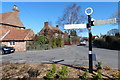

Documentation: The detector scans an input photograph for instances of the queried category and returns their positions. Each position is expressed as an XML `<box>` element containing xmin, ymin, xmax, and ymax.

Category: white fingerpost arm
<box><xmin>64</xmin><ymin>24</ymin><xmax>87</xmax><ymax>30</ymax></box>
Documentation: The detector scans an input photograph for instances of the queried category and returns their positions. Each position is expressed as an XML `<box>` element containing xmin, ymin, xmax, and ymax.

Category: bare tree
<box><xmin>111</xmin><ymin>10</ymin><xmax>120</xmax><ymax>33</ymax></box>
<box><xmin>107</xmin><ymin>29</ymin><xmax>119</xmax><ymax>36</ymax></box>
<box><xmin>111</xmin><ymin>10</ymin><xmax>120</xmax><ymax>24</ymax></box>
<box><xmin>56</xmin><ymin>4</ymin><xmax>87</xmax><ymax>35</ymax></box>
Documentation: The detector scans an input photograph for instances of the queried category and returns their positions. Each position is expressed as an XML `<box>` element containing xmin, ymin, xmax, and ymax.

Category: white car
<box><xmin>80</xmin><ymin>40</ymin><xmax>87</xmax><ymax>46</ymax></box>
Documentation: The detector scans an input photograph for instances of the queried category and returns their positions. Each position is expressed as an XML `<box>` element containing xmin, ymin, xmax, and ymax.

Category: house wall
<box><xmin>2</xmin><ymin>41</ymin><xmax>26</xmax><ymax>52</ymax></box>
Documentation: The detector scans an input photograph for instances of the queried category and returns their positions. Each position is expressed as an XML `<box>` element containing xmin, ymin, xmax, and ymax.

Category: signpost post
<box><xmin>64</xmin><ymin>7</ymin><xmax>116</xmax><ymax>73</ymax></box>
<box><xmin>85</xmin><ymin>7</ymin><xmax>94</xmax><ymax>73</ymax></box>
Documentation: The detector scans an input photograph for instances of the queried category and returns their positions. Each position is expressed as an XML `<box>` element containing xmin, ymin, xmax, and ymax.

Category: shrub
<box><xmin>103</xmin><ymin>66</ymin><xmax>111</xmax><ymax>70</ymax></box>
<box><xmin>1</xmin><ymin>78</ymin><xmax>9</xmax><ymax>80</ymax></box>
<box><xmin>109</xmin><ymin>39</ymin><xmax>120</xmax><ymax>50</ymax></box>
<box><xmin>51</xmin><ymin>38</ymin><xmax>57</xmax><ymax>48</ymax></box>
<box><xmin>93</xmin><ymin>39</ymin><xmax>108</xmax><ymax>48</ymax></box>
<box><xmin>52</xmin><ymin>64</ymin><xmax>57</xmax><ymax>73</ymax></box>
<box><xmin>112</xmin><ymin>73</ymin><xmax>119</xmax><ymax>78</ymax></box>
<box><xmin>93</xmin><ymin>70</ymin><xmax>103</xmax><ymax>80</ymax></box>
<box><xmin>32</xmin><ymin>35</ymin><xmax>48</xmax><ymax>45</ymax></box>
<box><xmin>56</xmin><ymin>37</ymin><xmax>63</xmax><ymax>47</ymax></box>
<box><xmin>19</xmin><ymin>68</ymin><xmax>24</xmax><ymax>72</ymax></box>
<box><xmin>27</xmin><ymin>44</ymin><xmax>50</xmax><ymax>50</ymax></box>
<box><xmin>27</xmin><ymin>68</ymin><xmax>40</xmax><ymax>77</ymax></box>
<box><xmin>26</xmin><ymin>35</ymin><xmax>50</xmax><ymax>50</ymax></box>
<box><xmin>44</xmin><ymin>64</ymin><xmax>56</xmax><ymax>79</ymax></box>
<box><xmin>56</xmin><ymin>66</ymin><xmax>68</xmax><ymax>79</ymax></box>
<box><xmin>95</xmin><ymin>62</ymin><xmax>103</xmax><ymax>70</ymax></box>
<box><xmin>80</xmin><ymin>69</ymin><xmax>89</xmax><ymax>79</ymax></box>
<box><xmin>93</xmin><ymin>36</ymin><xmax>120</xmax><ymax>50</ymax></box>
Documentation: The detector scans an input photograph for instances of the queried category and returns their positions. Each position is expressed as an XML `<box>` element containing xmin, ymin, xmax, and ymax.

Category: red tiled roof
<box><xmin>0</xmin><ymin>12</ymin><xmax>24</xmax><ymax>27</ymax></box>
<box><xmin>48</xmin><ymin>25</ymin><xmax>63</xmax><ymax>33</ymax></box>
<box><xmin>39</xmin><ymin>25</ymin><xmax>63</xmax><ymax>35</ymax></box>
<box><xmin>0</xmin><ymin>25</ymin><xmax>9</xmax><ymax>38</ymax></box>
<box><xmin>100</xmin><ymin>35</ymin><xmax>110</xmax><ymax>37</ymax></box>
<box><xmin>1</xmin><ymin>26</ymin><xmax>32</xmax><ymax>41</ymax></box>
<box><xmin>0</xmin><ymin>12</ymin><xmax>12</xmax><ymax>22</ymax></box>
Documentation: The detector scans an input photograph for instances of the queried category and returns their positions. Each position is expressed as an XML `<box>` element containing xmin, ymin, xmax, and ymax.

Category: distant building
<box><xmin>93</xmin><ymin>35</ymin><xmax>99</xmax><ymax>39</ymax></box>
<box><xmin>100</xmin><ymin>34</ymin><xmax>110</xmax><ymax>38</ymax></box>
<box><xmin>0</xmin><ymin>5</ymin><xmax>35</xmax><ymax>52</ymax></box>
<box><xmin>38</xmin><ymin>22</ymin><xmax>63</xmax><ymax>38</ymax></box>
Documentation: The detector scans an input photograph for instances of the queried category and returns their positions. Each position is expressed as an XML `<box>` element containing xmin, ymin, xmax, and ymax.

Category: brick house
<box><xmin>0</xmin><ymin>5</ymin><xmax>34</xmax><ymax>52</ymax></box>
<box><xmin>39</xmin><ymin>22</ymin><xmax>63</xmax><ymax>38</ymax></box>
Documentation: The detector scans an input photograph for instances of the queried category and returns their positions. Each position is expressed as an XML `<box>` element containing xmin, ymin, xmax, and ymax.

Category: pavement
<box><xmin>0</xmin><ymin>45</ymin><xmax>119</xmax><ymax>69</ymax></box>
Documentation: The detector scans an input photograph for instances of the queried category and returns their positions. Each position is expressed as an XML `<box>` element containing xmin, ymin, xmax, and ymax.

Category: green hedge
<box><xmin>50</xmin><ymin>37</ymin><xmax>63</xmax><ymax>48</ymax></box>
<box><xmin>93</xmin><ymin>37</ymin><xmax>120</xmax><ymax>50</ymax></box>
<box><xmin>27</xmin><ymin>35</ymin><xmax>63</xmax><ymax>50</ymax></box>
<box><xmin>26</xmin><ymin>44</ymin><xmax>50</xmax><ymax>50</ymax></box>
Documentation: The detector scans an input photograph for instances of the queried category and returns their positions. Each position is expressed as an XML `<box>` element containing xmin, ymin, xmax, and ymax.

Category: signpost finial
<box><xmin>85</xmin><ymin>7</ymin><xmax>93</xmax><ymax>15</ymax></box>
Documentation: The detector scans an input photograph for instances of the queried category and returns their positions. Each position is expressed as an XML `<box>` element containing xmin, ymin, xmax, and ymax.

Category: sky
<box><xmin>1</xmin><ymin>2</ymin><xmax>118</xmax><ymax>37</ymax></box>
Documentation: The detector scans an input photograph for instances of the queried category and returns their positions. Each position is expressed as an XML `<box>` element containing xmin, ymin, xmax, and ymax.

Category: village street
<box><xmin>1</xmin><ymin>45</ymin><xmax>119</xmax><ymax>69</ymax></box>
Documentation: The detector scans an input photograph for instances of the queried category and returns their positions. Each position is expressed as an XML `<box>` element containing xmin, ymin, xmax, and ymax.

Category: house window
<box><xmin>9</xmin><ymin>41</ymin><xmax>15</xmax><ymax>45</ymax></box>
<box><xmin>55</xmin><ymin>33</ymin><xmax>58</xmax><ymax>38</ymax></box>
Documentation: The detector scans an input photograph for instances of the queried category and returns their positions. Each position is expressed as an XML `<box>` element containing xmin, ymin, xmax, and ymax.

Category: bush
<box><xmin>27</xmin><ymin>44</ymin><xmax>50</xmax><ymax>50</ymax></box>
<box><xmin>37</xmin><ymin>36</ymin><xmax>48</xmax><ymax>45</ymax></box>
<box><xmin>56</xmin><ymin>37</ymin><xmax>63</xmax><ymax>47</ymax></box>
<box><xmin>93</xmin><ymin>39</ymin><xmax>108</xmax><ymax>48</ymax></box>
<box><xmin>50</xmin><ymin>37</ymin><xmax>63</xmax><ymax>48</ymax></box>
<box><xmin>93</xmin><ymin>36</ymin><xmax>120</xmax><ymax>50</ymax></box>
<box><xmin>44</xmin><ymin>64</ymin><xmax>56</xmax><ymax>79</ymax></box>
<box><xmin>112</xmin><ymin>73</ymin><xmax>119</xmax><ymax>78</ymax></box>
<box><xmin>56</xmin><ymin>66</ymin><xmax>68</xmax><ymax>79</ymax></box>
<box><xmin>51</xmin><ymin>38</ymin><xmax>57</xmax><ymax>48</ymax></box>
<box><xmin>95</xmin><ymin>62</ymin><xmax>103</xmax><ymax>70</ymax></box>
<box><xmin>103</xmin><ymin>66</ymin><xmax>111</xmax><ymax>70</ymax></box>
<box><xmin>26</xmin><ymin>35</ymin><xmax>50</xmax><ymax>50</ymax></box>
<box><xmin>27</xmin><ymin>68</ymin><xmax>40</xmax><ymax>77</ymax></box>
<box><xmin>109</xmin><ymin>39</ymin><xmax>120</xmax><ymax>50</ymax></box>
<box><xmin>80</xmin><ymin>69</ymin><xmax>89</xmax><ymax>79</ymax></box>
<box><xmin>93</xmin><ymin>70</ymin><xmax>103</xmax><ymax>80</ymax></box>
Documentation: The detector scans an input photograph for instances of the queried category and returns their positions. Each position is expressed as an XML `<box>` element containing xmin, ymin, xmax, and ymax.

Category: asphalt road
<box><xmin>1</xmin><ymin>45</ymin><xmax>119</xmax><ymax>69</ymax></box>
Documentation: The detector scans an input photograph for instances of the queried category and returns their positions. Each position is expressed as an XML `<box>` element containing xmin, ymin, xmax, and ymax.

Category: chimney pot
<box><xmin>13</xmin><ymin>5</ymin><xmax>19</xmax><ymax>12</ymax></box>
<box><xmin>56</xmin><ymin>25</ymin><xmax>59</xmax><ymax>28</ymax></box>
<box><xmin>44</xmin><ymin>22</ymin><xmax>49</xmax><ymax>27</ymax></box>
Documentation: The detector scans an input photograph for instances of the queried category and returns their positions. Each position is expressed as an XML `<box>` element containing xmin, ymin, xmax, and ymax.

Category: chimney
<box><xmin>56</xmin><ymin>25</ymin><xmax>59</xmax><ymax>28</ymax></box>
<box><xmin>44</xmin><ymin>22</ymin><xmax>49</xmax><ymax>27</ymax></box>
<box><xmin>12</xmin><ymin>5</ymin><xmax>19</xmax><ymax>13</ymax></box>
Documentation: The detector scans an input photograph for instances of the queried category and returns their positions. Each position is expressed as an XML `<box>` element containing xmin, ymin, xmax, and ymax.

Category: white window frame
<box><xmin>8</xmin><ymin>41</ymin><xmax>15</xmax><ymax>46</ymax></box>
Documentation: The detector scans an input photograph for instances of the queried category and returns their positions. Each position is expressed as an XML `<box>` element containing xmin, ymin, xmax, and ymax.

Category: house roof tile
<box><xmin>1</xmin><ymin>26</ymin><xmax>32</xmax><ymax>41</ymax></box>
<box><xmin>48</xmin><ymin>25</ymin><xmax>63</xmax><ymax>33</ymax></box>
<box><xmin>0</xmin><ymin>12</ymin><xmax>24</xmax><ymax>28</ymax></box>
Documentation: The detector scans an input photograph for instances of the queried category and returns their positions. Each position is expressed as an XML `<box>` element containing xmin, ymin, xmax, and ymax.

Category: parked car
<box><xmin>0</xmin><ymin>45</ymin><xmax>15</xmax><ymax>54</ymax></box>
<box><xmin>80</xmin><ymin>40</ymin><xmax>87</xmax><ymax>46</ymax></box>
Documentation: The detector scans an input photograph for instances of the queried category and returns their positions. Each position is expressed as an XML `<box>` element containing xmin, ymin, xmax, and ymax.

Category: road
<box><xmin>1</xmin><ymin>45</ymin><xmax>119</xmax><ymax>69</ymax></box>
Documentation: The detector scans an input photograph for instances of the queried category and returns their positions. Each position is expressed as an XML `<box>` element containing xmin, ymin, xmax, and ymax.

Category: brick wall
<box><xmin>2</xmin><ymin>41</ymin><xmax>26</xmax><ymax>52</ymax></box>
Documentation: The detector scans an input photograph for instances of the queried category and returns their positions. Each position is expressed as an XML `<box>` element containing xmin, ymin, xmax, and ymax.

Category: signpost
<box><xmin>93</xmin><ymin>18</ymin><xmax>116</xmax><ymax>26</ymax></box>
<box><xmin>64</xmin><ymin>24</ymin><xmax>87</xmax><ymax>29</ymax></box>
<box><xmin>64</xmin><ymin>7</ymin><xmax>116</xmax><ymax>73</ymax></box>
